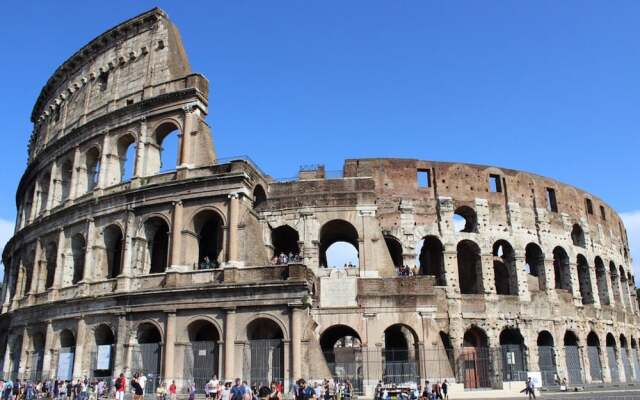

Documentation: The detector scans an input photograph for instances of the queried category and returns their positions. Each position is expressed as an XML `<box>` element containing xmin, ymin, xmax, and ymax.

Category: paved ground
<box><xmin>456</xmin><ymin>388</ymin><xmax>640</xmax><ymax>399</ymax></box>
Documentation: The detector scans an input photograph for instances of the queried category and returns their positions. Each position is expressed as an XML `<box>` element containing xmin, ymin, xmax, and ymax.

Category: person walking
<box><xmin>114</xmin><ymin>375</ymin><xmax>125</xmax><ymax>400</ymax></box>
<box><xmin>441</xmin><ymin>380</ymin><xmax>448</xmax><ymax>400</ymax></box>
<box><xmin>525</xmin><ymin>377</ymin><xmax>536</xmax><ymax>400</ymax></box>
<box><xmin>168</xmin><ymin>382</ymin><xmax>177</xmax><ymax>400</ymax></box>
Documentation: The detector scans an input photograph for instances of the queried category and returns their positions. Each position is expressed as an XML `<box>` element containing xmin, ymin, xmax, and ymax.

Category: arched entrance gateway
<box><xmin>564</xmin><ymin>331</ymin><xmax>583</xmax><ymax>385</ymax></box>
<box><xmin>461</xmin><ymin>327</ymin><xmax>491</xmax><ymax>389</ymax></box>
<box><xmin>499</xmin><ymin>328</ymin><xmax>527</xmax><ymax>381</ymax></box>
<box><xmin>586</xmin><ymin>332</ymin><xmax>603</xmax><ymax>382</ymax></box>
<box><xmin>185</xmin><ymin>320</ymin><xmax>220</xmax><ymax>392</ymax></box>
<box><xmin>92</xmin><ymin>324</ymin><xmax>115</xmax><ymax>378</ymax></box>
<box><xmin>320</xmin><ymin>325</ymin><xmax>363</xmax><ymax>393</ymax></box>
<box><xmin>537</xmin><ymin>331</ymin><xmax>556</xmax><ymax>387</ymax></box>
<box><xmin>57</xmin><ymin>330</ymin><xmax>75</xmax><ymax>381</ymax></box>
<box><xmin>245</xmin><ymin>318</ymin><xmax>284</xmax><ymax>386</ymax></box>
<box><xmin>133</xmin><ymin>323</ymin><xmax>162</xmax><ymax>393</ymax></box>
<box><xmin>383</xmin><ymin>324</ymin><xmax>419</xmax><ymax>384</ymax></box>
<box><xmin>30</xmin><ymin>332</ymin><xmax>45</xmax><ymax>381</ymax></box>
<box><xmin>606</xmin><ymin>333</ymin><xmax>620</xmax><ymax>383</ymax></box>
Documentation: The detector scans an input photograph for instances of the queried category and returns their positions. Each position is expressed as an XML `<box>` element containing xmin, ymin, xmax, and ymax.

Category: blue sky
<box><xmin>1</xmin><ymin>2</ymin><xmax>639</xmax><ymax>276</ymax></box>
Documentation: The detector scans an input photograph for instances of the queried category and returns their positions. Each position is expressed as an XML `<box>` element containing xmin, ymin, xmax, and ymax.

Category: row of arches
<box><xmin>20</xmin><ymin>122</ymin><xmax>181</xmax><ymax>229</ymax></box>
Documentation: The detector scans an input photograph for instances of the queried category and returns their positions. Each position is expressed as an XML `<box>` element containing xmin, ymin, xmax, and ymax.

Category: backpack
<box><xmin>114</xmin><ymin>379</ymin><xmax>122</xmax><ymax>390</ymax></box>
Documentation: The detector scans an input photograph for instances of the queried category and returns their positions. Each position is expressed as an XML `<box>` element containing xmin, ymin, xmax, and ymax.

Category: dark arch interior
<box><xmin>319</xmin><ymin>219</ymin><xmax>359</xmax><ymax>268</ymax></box>
<box><xmin>577</xmin><ymin>255</ymin><xmax>594</xmax><ymax>304</ymax></box>
<box><xmin>188</xmin><ymin>320</ymin><xmax>220</xmax><ymax>342</ymax></box>
<box><xmin>247</xmin><ymin>318</ymin><xmax>284</xmax><ymax>340</ymax></box>
<box><xmin>457</xmin><ymin>240</ymin><xmax>482</xmax><ymax>294</ymax></box>
<box><xmin>571</xmin><ymin>224</ymin><xmax>585</xmax><ymax>247</ymax></box>
<box><xmin>499</xmin><ymin>328</ymin><xmax>524</xmax><ymax>346</ymax></box>
<box><xmin>384</xmin><ymin>325</ymin><xmax>417</xmax><ymax>363</ymax></box>
<box><xmin>606</xmin><ymin>334</ymin><xmax>617</xmax><ymax>348</ymax></box>
<box><xmin>45</xmin><ymin>242</ymin><xmax>57</xmax><ymax>289</ymax></box>
<box><xmin>564</xmin><ymin>331</ymin><xmax>579</xmax><ymax>346</ymax></box>
<box><xmin>385</xmin><ymin>236</ymin><xmax>403</xmax><ymax>268</ymax></box>
<box><xmin>525</xmin><ymin>243</ymin><xmax>544</xmax><ymax>278</ymax></box>
<box><xmin>60</xmin><ymin>330</ymin><xmax>76</xmax><ymax>348</ymax></box>
<box><xmin>253</xmin><ymin>185</ymin><xmax>267</xmax><ymax>208</ymax></box>
<box><xmin>146</xmin><ymin>218</ymin><xmax>170</xmax><ymax>273</ymax></box>
<box><xmin>587</xmin><ymin>332</ymin><xmax>600</xmax><ymax>347</ymax></box>
<box><xmin>463</xmin><ymin>327</ymin><xmax>488</xmax><ymax>347</ymax></box>
<box><xmin>60</xmin><ymin>160</ymin><xmax>74</xmax><ymax>201</ymax></box>
<box><xmin>71</xmin><ymin>234</ymin><xmax>86</xmax><ymax>284</ymax></box>
<box><xmin>95</xmin><ymin>324</ymin><xmax>115</xmax><ymax>345</ymax></box>
<box><xmin>620</xmin><ymin>335</ymin><xmax>628</xmax><ymax>348</ymax></box>
<box><xmin>537</xmin><ymin>331</ymin><xmax>554</xmax><ymax>347</ymax></box>
<box><xmin>594</xmin><ymin>257</ymin><xmax>610</xmax><ymax>305</ymax></box>
<box><xmin>553</xmin><ymin>247</ymin><xmax>571</xmax><ymax>290</ymax></box>
<box><xmin>320</xmin><ymin>325</ymin><xmax>362</xmax><ymax>352</ymax></box>
<box><xmin>137</xmin><ymin>323</ymin><xmax>162</xmax><ymax>344</ymax></box>
<box><xmin>104</xmin><ymin>225</ymin><xmax>123</xmax><ymax>279</ymax></box>
<box><xmin>453</xmin><ymin>206</ymin><xmax>477</xmax><ymax>233</ymax></box>
<box><xmin>419</xmin><ymin>236</ymin><xmax>446</xmax><ymax>285</ymax></box>
<box><xmin>493</xmin><ymin>240</ymin><xmax>516</xmax><ymax>295</ymax></box>
<box><xmin>271</xmin><ymin>225</ymin><xmax>300</xmax><ymax>257</ymax></box>
<box><xmin>32</xmin><ymin>333</ymin><xmax>45</xmax><ymax>351</ymax></box>
<box><xmin>195</xmin><ymin>210</ymin><xmax>224</xmax><ymax>269</ymax></box>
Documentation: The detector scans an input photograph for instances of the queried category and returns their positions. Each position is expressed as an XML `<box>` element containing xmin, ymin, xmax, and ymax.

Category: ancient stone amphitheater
<box><xmin>2</xmin><ymin>7</ymin><xmax>638</xmax><ymax>397</ymax></box>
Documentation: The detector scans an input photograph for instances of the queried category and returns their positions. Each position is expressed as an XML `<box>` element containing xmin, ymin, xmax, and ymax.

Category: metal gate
<box><xmin>185</xmin><ymin>341</ymin><xmax>218</xmax><ymax>392</ymax></box>
<box><xmin>622</xmin><ymin>349</ymin><xmax>633</xmax><ymax>382</ymax></box>
<box><xmin>382</xmin><ymin>349</ymin><xmax>418</xmax><ymax>385</ymax></box>
<box><xmin>587</xmin><ymin>346</ymin><xmax>602</xmax><ymax>382</ymax></box>
<box><xmin>501</xmin><ymin>345</ymin><xmax>527</xmax><ymax>381</ymax></box>
<box><xmin>324</xmin><ymin>348</ymin><xmax>364</xmax><ymax>394</ymax></box>
<box><xmin>607</xmin><ymin>347</ymin><xmax>619</xmax><ymax>383</ymax></box>
<box><xmin>29</xmin><ymin>351</ymin><xmax>44</xmax><ymax>381</ymax></box>
<box><xmin>132</xmin><ymin>343</ymin><xmax>162</xmax><ymax>394</ymax></box>
<box><xmin>537</xmin><ymin>346</ymin><xmax>556</xmax><ymax>387</ymax></box>
<box><xmin>244</xmin><ymin>339</ymin><xmax>283</xmax><ymax>386</ymax></box>
<box><xmin>460</xmin><ymin>347</ymin><xmax>491</xmax><ymax>389</ymax></box>
<box><xmin>564</xmin><ymin>346</ymin><xmax>583</xmax><ymax>385</ymax></box>
<box><xmin>632</xmin><ymin>349</ymin><xmax>640</xmax><ymax>383</ymax></box>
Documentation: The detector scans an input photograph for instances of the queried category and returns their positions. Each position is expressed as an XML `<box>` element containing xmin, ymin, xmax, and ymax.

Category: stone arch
<box><xmin>553</xmin><ymin>246</ymin><xmax>571</xmax><ymax>290</ymax></box>
<box><xmin>576</xmin><ymin>254</ymin><xmax>594</xmax><ymax>304</ymax></box>
<box><xmin>319</xmin><ymin>219</ymin><xmax>359</xmax><ymax>268</ymax></box>
<box><xmin>571</xmin><ymin>224</ymin><xmax>586</xmax><ymax>247</ymax></box>
<box><xmin>499</xmin><ymin>327</ymin><xmax>527</xmax><ymax>381</ymax></box>
<box><xmin>44</xmin><ymin>241</ymin><xmax>58</xmax><ymax>289</ymax></box>
<box><xmin>462</xmin><ymin>326</ymin><xmax>491</xmax><ymax>388</ymax></box>
<box><xmin>253</xmin><ymin>185</ymin><xmax>267</xmax><ymax>209</ymax></box>
<box><xmin>141</xmin><ymin>216</ymin><xmax>170</xmax><ymax>274</ymax></box>
<box><xmin>185</xmin><ymin>319</ymin><xmax>221</xmax><ymax>387</ymax></box>
<box><xmin>594</xmin><ymin>257</ymin><xmax>610</xmax><ymax>305</ymax></box>
<box><xmin>149</xmin><ymin>120</ymin><xmax>182</xmax><ymax>175</ymax></box>
<box><xmin>564</xmin><ymin>330</ymin><xmax>583</xmax><ymax>384</ymax></box>
<box><xmin>607</xmin><ymin>333</ymin><xmax>620</xmax><ymax>383</ymax></box>
<box><xmin>103</xmin><ymin>224</ymin><xmax>124</xmax><ymax>279</ymax></box>
<box><xmin>193</xmin><ymin>208</ymin><xmax>225</xmax><ymax>269</ymax></box>
<box><xmin>453</xmin><ymin>206</ymin><xmax>477</xmax><ymax>233</ymax></box>
<box><xmin>586</xmin><ymin>331</ymin><xmax>603</xmax><ymax>382</ymax></box>
<box><xmin>384</xmin><ymin>235</ymin><xmax>403</xmax><ymax>269</ymax></box>
<box><xmin>245</xmin><ymin>314</ymin><xmax>289</xmax><ymax>341</ymax></box>
<box><xmin>457</xmin><ymin>239</ymin><xmax>483</xmax><ymax>294</ymax></box>
<box><xmin>93</xmin><ymin>323</ymin><xmax>116</xmax><ymax>376</ymax></box>
<box><xmin>71</xmin><ymin>233</ymin><xmax>86</xmax><ymax>284</ymax></box>
<box><xmin>383</xmin><ymin>324</ymin><xmax>420</xmax><ymax>384</ymax></box>
<box><xmin>30</xmin><ymin>331</ymin><xmax>46</xmax><ymax>378</ymax></box>
<box><xmin>59</xmin><ymin>329</ymin><xmax>76</xmax><ymax>348</ymax></box>
<box><xmin>525</xmin><ymin>242</ymin><xmax>545</xmax><ymax>291</ymax></box>
<box><xmin>59</xmin><ymin>158</ymin><xmax>74</xmax><ymax>202</ymax></box>
<box><xmin>493</xmin><ymin>240</ymin><xmax>517</xmax><ymax>295</ymax></box>
<box><xmin>271</xmin><ymin>225</ymin><xmax>300</xmax><ymax>259</ymax></box>
<box><xmin>245</xmin><ymin>317</ymin><xmax>285</xmax><ymax>385</ymax></box>
<box><xmin>84</xmin><ymin>146</ymin><xmax>101</xmax><ymax>193</ymax></box>
<box><xmin>114</xmin><ymin>132</ymin><xmax>137</xmax><ymax>183</ymax></box>
<box><xmin>418</xmin><ymin>235</ymin><xmax>446</xmax><ymax>285</ymax></box>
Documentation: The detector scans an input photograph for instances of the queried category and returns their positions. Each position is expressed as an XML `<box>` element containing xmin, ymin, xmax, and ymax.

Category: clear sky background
<box><xmin>0</xmin><ymin>2</ymin><xmax>639</xmax><ymax>277</ymax></box>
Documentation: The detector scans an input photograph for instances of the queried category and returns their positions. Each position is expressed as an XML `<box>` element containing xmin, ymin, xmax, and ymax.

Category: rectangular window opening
<box><xmin>585</xmin><ymin>198</ymin><xmax>593</xmax><ymax>215</ymax></box>
<box><xmin>546</xmin><ymin>187</ymin><xmax>558</xmax><ymax>212</ymax></box>
<box><xmin>417</xmin><ymin>169</ymin><xmax>431</xmax><ymax>188</ymax></box>
<box><xmin>489</xmin><ymin>174</ymin><xmax>502</xmax><ymax>193</ymax></box>
<box><xmin>600</xmin><ymin>205</ymin><xmax>606</xmax><ymax>220</ymax></box>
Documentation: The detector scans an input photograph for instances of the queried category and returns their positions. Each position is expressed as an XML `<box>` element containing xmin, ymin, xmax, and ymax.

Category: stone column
<box><xmin>19</xmin><ymin>327</ymin><xmax>30</xmax><ymax>377</ymax></box>
<box><xmin>134</xmin><ymin>118</ymin><xmax>147</xmax><ymax>178</ymax></box>
<box><xmin>169</xmin><ymin>201</ymin><xmax>183</xmax><ymax>270</ymax></box>
<box><xmin>224</xmin><ymin>309</ymin><xmax>236</xmax><ymax>379</ymax></box>
<box><xmin>164</xmin><ymin>312</ymin><xmax>177</xmax><ymax>380</ymax></box>
<box><xmin>291</xmin><ymin>307</ymin><xmax>303</xmax><ymax>381</ymax></box>
<box><xmin>42</xmin><ymin>320</ymin><xmax>54</xmax><ymax>379</ymax></box>
<box><xmin>73</xmin><ymin>317</ymin><xmax>87</xmax><ymax>379</ymax></box>
<box><xmin>568</xmin><ymin>262</ymin><xmax>582</xmax><ymax>305</ymax></box>
<box><xmin>480</xmin><ymin>253</ymin><xmax>495</xmax><ymax>295</ymax></box>
<box><xmin>179</xmin><ymin>106</ymin><xmax>194</xmax><ymax>168</ymax></box>
<box><xmin>69</xmin><ymin>146</ymin><xmax>81</xmax><ymax>200</ymax></box>
<box><xmin>114</xmin><ymin>313</ymin><xmax>128</xmax><ymax>375</ymax></box>
<box><xmin>2</xmin><ymin>334</ymin><xmax>14</xmax><ymax>377</ymax></box>
<box><xmin>227</xmin><ymin>193</ymin><xmax>240</xmax><ymax>264</ymax></box>
<box><xmin>443</xmin><ymin>249</ymin><xmax>460</xmax><ymax>297</ymax></box>
<box><xmin>588</xmin><ymin>262</ymin><xmax>601</xmax><ymax>308</ymax></box>
<box><xmin>514</xmin><ymin>255</ymin><xmax>531</xmax><ymax>301</ymax></box>
<box><xmin>31</xmin><ymin>180</ymin><xmax>41</xmax><ymax>220</ymax></box>
<box><xmin>45</xmin><ymin>161</ymin><xmax>58</xmax><ymax>212</ymax></box>
<box><xmin>83</xmin><ymin>218</ymin><xmax>95</xmax><ymax>282</ymax></box>
<box><xmin>54</xmin><ymin>228</ymin><xmax>66</xmax><ymax>289</ymax></box>
<box><xmin>543</xmin><ymin>258</ymin><xmax>556</xmax><ymax>295</ymax></box>
<box><xmin>97</xmin><ymin>133</ymin><xmax>110</xmax><ymax>189</ymax></box>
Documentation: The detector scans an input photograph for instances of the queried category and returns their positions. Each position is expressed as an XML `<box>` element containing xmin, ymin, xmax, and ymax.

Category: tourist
<box><xmin>168</xmin><ymin>381</ymin><xmax>177</xmax><ymax>400</ymax></box>
<box><xmin>525</xmin><ymin>377</ymin><xmax>536</xmax><ymax>399</ymax></box>
<box><xmin>220</xmin><ymin>382</ymin><xmax>231</xmax><ymax>400</ymax></box>
<box><xmin>230</xmin><ymin>379</ymin><xmax>245</xmax><ymax>400</ymax></box>
<box><xmin>130</xmin><ymin>374</ymin><xmax>143</xmax><ymax>400</ymax></box>
<box><xmin>3</xmin><ymin>378</ymin><xmax>12</xmax><ymax>400</ymax></box>
<box><xmin>187</xmin><ymin>382</ymin><xmax>196</xmax><ymax>400</ymax></box>
<box><xmin>138</xmin><ymin>375</ymin><xmax>147</xmax><ymax>398</ymax></box>
<box><xmin>114</xmin><ymin>374</ymin><xmax>125</xmax><ymax>400</ymax></box>
<box><xmin>267</xmin><ymin>383</ymin><xmax>280</xmax><ymax>400</ymax></box>
<box><xmin>200</xmin><ymin>256</ymin><xmax>212</xmax><ymax>270</ymax></box>
<box><xmin>155</xmin><ymin>382</ymin><xmax>166</xmax><ymax>400</ymax></box>
<box><xmin>441</xmin><ymin>380</ymin><xmax>448</xmax><ymax>400</ymax></box>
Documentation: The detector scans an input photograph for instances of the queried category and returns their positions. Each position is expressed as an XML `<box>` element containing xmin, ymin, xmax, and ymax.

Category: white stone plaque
<box><xmin>320</xmin><ymin>269</ymin><xmax>357</xmax><ymax>307</ymax></box>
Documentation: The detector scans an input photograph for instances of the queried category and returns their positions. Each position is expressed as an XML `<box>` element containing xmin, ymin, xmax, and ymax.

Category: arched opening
<box><xmin>319</xmin><ymin>220</ymin><xmax>359</xmax><ymax>268</ymax></box>
<box><xmin>186</xmin><ymin>320</ymin><xmax>221</xmax><ymax>392</ymax></box>
<box><xmin>320</xmin><ymin>325</ymin><xmax>363</xmax><ymax>392</ymax></box>
<box><xmin>93</xmin><ymin>324</ymin><xmax>115</xmax><ymax>378</ymax></box>
<box><xmin>457</xmin><ymin>240</ymin><xmax>483</xmax><ymax>294</ymax></box>
<box><xmin>461</xmin><ymin>326</ymin><xmax>491</xmax><ymax>388</ymax></box>
<box><xmin>577</xmin><ymin>255</ymin><xmax>594</xmax><ymax>304</ymax></box>
<box><xmin>85</xmin><ymin>147</ymin><xmax>101</xmax><ymax>193</ymax></box>
<box><xmin>383</xmin><ymin>324</ymin><xmax>419</xmax><ymax>384</ymax></box>
<box><xmin>150</xmin><ymin>122</ymin><xmax>180</xmax><ymax>174</ymax></box>
<box><xmin>30</xmin><ymin>332</ymin><xmax>45</xmax><ymax>381</ymax></box>
<box><xmin>9</xmin><ymin>335</ymin><xmax>23</xmax><ymax>379</ymax></box>
<box><xmin>134</xmin><ymin>323</ymin><xmax>162</xmax><ymax>390</ymax></box>
<box><xmin>620</xmin><ymin>334</ymin><xmax>634</xmax><ymax>382</ymax></box>
<box><xmin>610</xmin><ymin>262</ymin><xmax>621</xmax><ymax>305</ymax></box>
<box><xmin>620</xmin><ymin>266</ymin><xmax>630</xmax><ymax>310</ymax></box>
<box><xmin>104</xmin><ymin>225</ymin><xmax>123</xmax><ymax>279</ymax></box>
<box><xmin>23</xmin><ymin>186</ymin><xmax>35</xmax><ymax>225</ymax></box>
<box><xmin>553</xmin><ymin>247</ymin><xmax>571</xmax><ymax>290</ymax></box>
<box><xmin>525</xmin><ymin>243</ymin><xmax>545</xmax><ymax>292</ymax></box>
<box><xmin>607</xmin><ymin>333</ymin><xmax>620</xmax><ymax>383</ymax></box>
<box><xmin>38</xmin><ymin>173</ymin><xmax>51</xmax><ymax>215</ymax></box>
<box><xmin>499</xmin><ymin>328</ymin><xmax>527</xmax><ymax>381</ymax></box>
<box><xmin>71</xmin><ymin>234</ymin><xmax>86</xmax><ymax>284</ymax></box>
<box><xmin>253</xmin><ymin>185</ymin><xmax>267</xmax><ymax>209</ymax></box>
<box><xmin>384</xmin><ymin>235</ymin><xmax>403</xmax><ymax>269</ymax></box>
<box><xmin>587</xmin><ymin>332</ymin><xmax>603</xmax><ymax>382</ymax></box>
<box><xmin>246</xmin><ymin>318</ymin><xmax>284</xmax><ymax>385</ymax></box>
<box><xmin>116</xmin><ymin>134</ymin><xmax>136</xmax><ymax>183</ymax></box>
<box><xmin>44</xmin><ymin>242</ymin><xmax>57</xmax><ymax>289</ymax></box>
<box><xmin>22</xmin><ymin>256</ymin><xmax>34</xmax><ymax>296</ymax></box>
<box><xmin>60</xmin><ymin>159</ymin><xmax>73</xmax><ymax>202</ymax></box>
<box><xmin>537</xmin><ymin>331</ymin><xmax>556</xmax><ymax>387</ymax></box>
<box><xmin>453</xmin><ymin>206</ymin><xmax>477</xmax><ymax>233</ymax></box>
<box><xmin>493</xmin><ymin>240</ymin><xmax>517</xmax><ymax>295</ymax></box>
<box><xmin>57</xmin><ymin>329</ymin><xmax>76</xmax><ymax>381</ymax></box>
<box><xmin>571</xmin><ymin>224</ymin><xmax>586</xmax><ymax>247</ymax></box>
<box><xmin>418</xmin><ymin>236</ymin><xmax>446</xmax><ymax>285</ymax></box>
<box><xmin>271</xmin><ymin>225</ymin><xmax>300</xmax><ymax>263</ymax></box>
<box><xmin>144</xmin><ymin>218</ymin><xmax>170</xmax><ymax>274</ymax></box>
<box><xmin>595</xmin><ymin>257</ymin><xmax>610</xmax><ymax>305</ymax></box>
<box><xmin>564</xmin><ymin>331</ymin><xmax>583</xmax><ymax>384</ymax></box>
<box><xmin>194</xmin><ymin>210</ymin><xmax>224</xmax><ymax>269</ymax></box>
<box><xmin>439</xmin><ymin>332</ymin><xmax>455</xmax><ymax>378</ymax></box>
<box><xmin>631</xmin><ymin>339</ymin><xmax>640</xmax><ymax>383</ymax></box>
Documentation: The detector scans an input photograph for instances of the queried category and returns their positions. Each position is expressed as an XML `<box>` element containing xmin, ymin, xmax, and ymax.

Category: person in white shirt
<box><xmin>138</xmin><ymin>375</ymin><xmax>147</xmax><ymax>396</ymax></box>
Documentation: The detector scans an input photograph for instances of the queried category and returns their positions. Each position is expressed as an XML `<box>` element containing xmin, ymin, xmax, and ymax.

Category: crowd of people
<box><xmin>270</xmin><ymin>253</ymin><xmax>303</xmax><ymax>265</ymax></box>
<box><xmin>375</xmin><ymin>380</ymin><xmax>449</xmax><ymax>400</ymax></box>
<box><xmin>0</xmin><ymin>377</ymin><xmax>112</xmax><ymax>400</ymax></box>
<box><xmin>396</xmin><ymin>265</ymin><xmax>419</xmax><ymax>276</ymax></box>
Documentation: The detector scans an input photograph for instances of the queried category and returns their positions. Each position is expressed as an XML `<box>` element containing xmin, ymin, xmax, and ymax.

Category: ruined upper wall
<box><xmin>28</xmin><ymin>8</ymin><xmax>192</xmax><ymax>161</ymax></box>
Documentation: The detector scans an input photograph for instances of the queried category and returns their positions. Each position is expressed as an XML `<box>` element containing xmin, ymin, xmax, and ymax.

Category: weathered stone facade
<box><xmin>2</xmin><ymin>7</ymin><xmax>639</xmax><ymax>397</ymax></box>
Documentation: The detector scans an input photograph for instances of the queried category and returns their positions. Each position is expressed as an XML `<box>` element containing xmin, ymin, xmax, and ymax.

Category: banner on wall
<box><xmin>57</xmin><ymin>351</ymin><xmax>74</xmax><ymax>380</ymax></box>
<box><xmin>97</xmin><ymin>345</ymin><xmax>112</xmax><ymax>370</ymax></box>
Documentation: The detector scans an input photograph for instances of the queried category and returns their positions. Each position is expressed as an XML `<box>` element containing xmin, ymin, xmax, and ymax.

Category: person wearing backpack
<box><xmin>230</xmin><ymin>379</ymin><xmax>245</xmax><ymax>400</ymax></box>
<box><xmin>114</xmin><ymin>375</ymin><xmax>125</xmax><ymax>400</ymax></box>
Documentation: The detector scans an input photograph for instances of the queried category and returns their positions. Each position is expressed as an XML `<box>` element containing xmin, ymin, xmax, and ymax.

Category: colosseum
<box><xmin>1</xmin><ymin>7</ymin><xmax>639</xmax><ymax>397</ymax></box>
